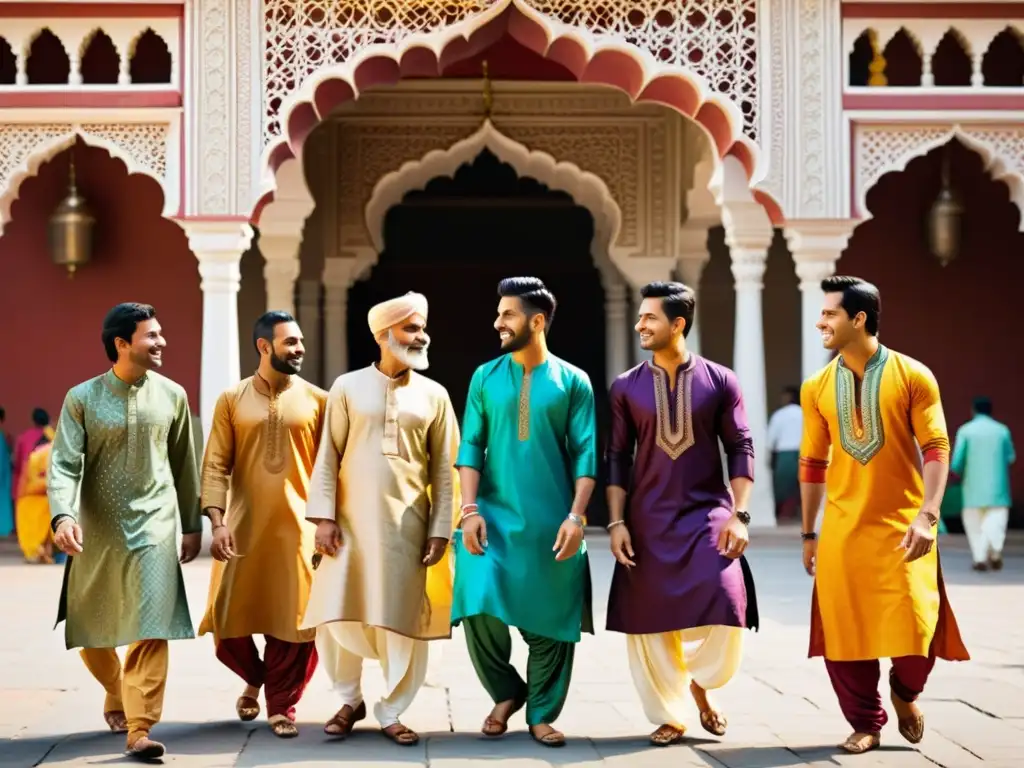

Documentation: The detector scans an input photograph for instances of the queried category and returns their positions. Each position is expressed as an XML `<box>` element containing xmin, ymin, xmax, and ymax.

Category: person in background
<box><xmin>16</xmin><ymin>433</ymin><xmax>55</xmax><ymax>562</ymax></box>
<box><xmin>951</xmin><ymin>396</ymin><xmax>1016</xmax><ymax>572</ymax></box>
<box><xmin>0</xmin><ymin>406</ymin><xmax>12</xmax><ymax>538</ymax></box>
<box><xmin>766</xmin><ymin>386</ymin><xmax>802</xmax><ymax>524</ymax></box>
<box><xmin>13</xmin><ymin>408</ymin><xmax>52</xmax><ymax>507</ymax></box>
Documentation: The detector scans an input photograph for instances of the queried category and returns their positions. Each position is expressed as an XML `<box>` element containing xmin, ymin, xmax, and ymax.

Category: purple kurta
<box><xmin>605</xmin><ymin>356</ymin><xmax>757</xmax><ymax>635</ymax></box>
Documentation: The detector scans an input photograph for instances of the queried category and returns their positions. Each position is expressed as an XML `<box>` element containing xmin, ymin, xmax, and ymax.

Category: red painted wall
<box><xmin>0</xmin><ymin>142</ymin><xmax>200</xmax><ymax>437</ymax></box>
<box><xmin>840</xmin><ymin>139</ymin><xmax>1024</xmax><ymax>506</ymax></box>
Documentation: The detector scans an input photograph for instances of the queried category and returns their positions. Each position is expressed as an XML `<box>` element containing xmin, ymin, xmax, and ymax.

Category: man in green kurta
<box><xmin>452</xmin><ymin>276</ymin><xmax>597</xmax><ymax>748</ymax></box>
<box><xmin>49</xmin><ymin>302</ymin><xmax>202</xmax><ymax>762</ymax></box>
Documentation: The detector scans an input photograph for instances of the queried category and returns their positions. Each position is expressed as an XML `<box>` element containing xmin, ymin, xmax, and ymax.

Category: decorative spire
<box><xmin>481</xmin><ymin>59</ymin><xmax>493</xmax><ymax>119</ymax></box>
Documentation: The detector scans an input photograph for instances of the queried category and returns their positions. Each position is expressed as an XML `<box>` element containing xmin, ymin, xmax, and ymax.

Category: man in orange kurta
<box><xmin>798</xmin><ymin>276</ymin><xmax>969</xmax><ymax>755</ymax></box>
<box><xmin>199</xmin><ymin>311</ymin><xmax>328</xmax><ymax>738</ymax></box>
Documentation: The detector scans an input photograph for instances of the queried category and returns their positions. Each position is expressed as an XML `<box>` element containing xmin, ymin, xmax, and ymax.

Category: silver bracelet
<box><xmin>606</xmin><ymin>520</ymin><xmax>625</xmax><ymax>530</ymax></box>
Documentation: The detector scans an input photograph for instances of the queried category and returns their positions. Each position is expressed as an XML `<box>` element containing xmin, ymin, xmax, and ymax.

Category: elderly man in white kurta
<box><xmin>302</xmin><ymin>292</ymin><xmax>460</xmax><ymax>746</ymax></box>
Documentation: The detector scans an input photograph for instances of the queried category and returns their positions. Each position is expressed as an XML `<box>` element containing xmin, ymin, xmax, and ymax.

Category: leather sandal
<box><xmin>691</xmin><ymin>681</ymin><xmax>727</xmax><ymax>736</ymax></box>
<box><xmin>125</xmin><ymin>734</ymin><xmax>166</xmax><ymax>761</ymax></box>
<box><xmin>269</xmin><ymin>714</ymin><xmax>298</xmax><ymax>738</ymax></box>
<box><xmin>236</xmin><ymin>696</ymin><xmax>260</xmax><ymax>722</ymax></box>
<box><xmin>891</xmin><ymin>690</ymin><xmax>925</xmax><ymax>744</ymax></box>
<box><xmin>104</xmin><ymin>710</ymin><xmax>128</xmax><ymax>733</ymax></box>
<box><xmin>324</xmin><ymin>701</ymin><xmax>366</xmax><ymax>737</ymax></box>
<box><xmin>840</xmin><ymin>732</ymin><xmax>880</xmax><ymax>753</ymax></box>
<box><xmin>381</xmin><ymin>722</ymin><xmax>419</xmax><ymax>745</ymax></box>
<box><xmin>481</xmin><ymin>695</ymin><xmax>526</xmax><ymax>737</ymax></box>
<box><xmin>529</xmin><ymin>724</ymin><xmax>566</xmax><ymax>747</ymax></box>
<box><xmin>650</xmin><ymin>724</ymin><xmax>686</xmax><ymax>746</ymax></box>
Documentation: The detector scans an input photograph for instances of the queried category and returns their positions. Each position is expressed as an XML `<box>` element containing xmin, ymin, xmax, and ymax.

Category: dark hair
<box><xmin>101</xmin><ymin>303</ymin><xmax>157</xmax><ymax>362</ymax></box>
<box><xmin>31</xmin><ymin>408</ymin><xmax>49</xmax><ymax>427</ymax></box>
<box><xmin>639</xmin><ymin>281</ymin><xmax>696</xmax><ymax>338</ymax></box>
<box><xmin>973</xmin><ymin>396</ymin><xmax>992</xmax><ymax>416</ymax></box>
<box><xmin>820</xmin><ymin>276</ymin><xmax>880</xmax><ymax>336</ymax></box>
<box><xmin>253</xmin><ymin>310</ymin><xmax>295</xmax><ymax>352</ymax></box>
<box><xmin>784</xmin><ymin>386</ymin><xmax>800</xmax><ymax>403</ymax></box>
<box><xmin>497</xmin><ymin>277</ymin><xmax>557</xmax><ymax>330</ymax></box>
<box><xmin>0</xmin><ymin>406</ymin><xmax>5</xmax><ymax>423</ymax></box>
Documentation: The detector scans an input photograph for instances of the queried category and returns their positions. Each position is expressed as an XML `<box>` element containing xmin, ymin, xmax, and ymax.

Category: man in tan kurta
<box><xmin>198</xmin><ymin>311</ymin><xmax>327</xmax><ymax>738</ymax></box>
<box><xmin>302</xmin><ymin>292</ymin><xmax>460</xmax><ymax>746</ymax></box>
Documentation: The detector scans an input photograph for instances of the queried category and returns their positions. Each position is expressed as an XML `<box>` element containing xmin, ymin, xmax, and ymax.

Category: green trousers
<box><xmin>462</xmin><ymin>613</ymin><xmax>574</xmax><ymax>726</ymax></box>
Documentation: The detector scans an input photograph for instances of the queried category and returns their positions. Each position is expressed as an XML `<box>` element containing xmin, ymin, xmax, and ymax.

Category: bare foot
<box><xmin>690</xmin><ymin>680</ymin><xmax>727</xmax><ymax>736</ymax></box>
<box><xmin>481</xmin><ymin>697</ymin><xmax>521</xmax><ymax>736</ymax></box>
<box><xmin>529</xmin><ymin>723</ymin><xmax>565</xmax><ymax>747</ymax></box>
<box><xmin>890</xmin><ymin>691</ymin><xmax>925</xmax><ymax>743</ymax></box>
<box><xmin>649</xmin><ymin>724</ymin><xmax>686</xmax><ymax>746</ymax></box>
<box><xmin>840</xmin><ymin>731</ymin><xmax>880</xmax><ymax>753</ymax></box>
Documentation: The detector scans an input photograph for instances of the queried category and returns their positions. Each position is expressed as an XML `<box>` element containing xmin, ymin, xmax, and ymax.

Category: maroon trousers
<box><xmin>216</xmin><ymin>635</ymin><xmax>318</xmax><ymax>720</ymax></box>
<box><xmin>825</xmin><ymin>654</ymin><xmax>936</xmax><ymax>734</ymax></box>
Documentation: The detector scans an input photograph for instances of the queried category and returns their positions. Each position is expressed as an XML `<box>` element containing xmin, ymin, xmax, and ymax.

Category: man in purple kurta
<box><xmin>605</xmin><ymin>281</ymin><xmax>759</xmax><ymax>747</ymax></box>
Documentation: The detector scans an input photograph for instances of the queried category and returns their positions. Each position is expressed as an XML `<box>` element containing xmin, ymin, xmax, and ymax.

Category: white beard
<box><xmin>388</xmin><ymin>330</ymin><xmax>430</xmax><ymax>370</ymax></box>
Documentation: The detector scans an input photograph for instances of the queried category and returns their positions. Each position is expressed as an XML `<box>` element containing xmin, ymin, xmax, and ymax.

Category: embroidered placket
<box><xmin>517</xmin><ymin>370</ymin><xmax>532</xmax><ymax>441</ymax></box>
<box><xmin>651</xmin><ymin>364</ymin><xmax>695</xmax><ymax>460</ymax></box>
<box><xmin>836</xmin><ymin>346</ymin><xmax>889</xmax><ymax>464</ymax></box>
<box><xmin>263</xmin><ymin>391</ymin><xmax>287</xmax><ymax>474</ymax></box>
<box><xmin>383</xmin><ymin>379</ymin><xmax>401</xmax><ymax>456</ymax></box>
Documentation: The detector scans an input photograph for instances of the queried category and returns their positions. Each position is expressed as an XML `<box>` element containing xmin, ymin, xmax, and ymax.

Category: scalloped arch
<box><xmin>364</xmin><ymin>118</ymin><xmax>621</xmax><ymax>267</ymax></box>
<box><xmin>0</xmin><ymin>131</ymin><xmax>174</xmax><ymax>237</ymax></box>
<box><xmin>256</xmin><ymin>0</ymin><xmax>782</xmax><ymax>227</ymax></box>
<box><xmin>858</xmin><ymin>128</ymin><xmax>1024</xmax><ymax>233</ymax></box>
<box><xmin>79</xmin><ymin>27</ymin><xmax>121</xmax><ymax>60</ymax></box>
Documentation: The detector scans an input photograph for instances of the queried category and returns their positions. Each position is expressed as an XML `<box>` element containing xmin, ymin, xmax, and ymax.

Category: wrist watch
<box><xmin>801</xmin><ymin>531</ymin><xmax>817</xmax><ymax>541</ymax></box>
<box><xmin>734</xmin><ymin>509</ymin><xmax>751</xmax><ymax>526</ymax></box>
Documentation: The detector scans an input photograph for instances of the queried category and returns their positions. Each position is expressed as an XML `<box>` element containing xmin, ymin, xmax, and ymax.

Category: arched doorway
<box><xmin>346</xmin><ymin>147</ymin><xmax>613</xmax><ymax>523</ymax></box>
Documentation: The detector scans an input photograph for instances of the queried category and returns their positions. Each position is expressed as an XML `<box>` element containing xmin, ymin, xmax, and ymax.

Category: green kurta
<box><xmin>451</xmin><ymin>354</ymin><xmax>596</xmax><ymax>643</ymax></box>
<box><xmin>48</xmin><ymin>370</ymin><xmax>201</xmax><ymax>649</ymax></box>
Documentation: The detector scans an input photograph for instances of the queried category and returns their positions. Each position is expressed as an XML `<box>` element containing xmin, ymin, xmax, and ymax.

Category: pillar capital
<box><xmin>178</xmin><ymin>218</ymin><xmax>254</xmax><ymax>257</ymax></box>
<box><xmin>617</xmin><ymin>256</ymin><xmax>677</xmax><ymax>293</ymax></box>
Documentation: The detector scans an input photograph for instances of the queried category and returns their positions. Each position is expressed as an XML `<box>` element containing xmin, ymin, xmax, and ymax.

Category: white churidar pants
<box><xmin>962</xmin><ymin>506</ymin><xmax>1008</xmax><ymax>563</ymax></box>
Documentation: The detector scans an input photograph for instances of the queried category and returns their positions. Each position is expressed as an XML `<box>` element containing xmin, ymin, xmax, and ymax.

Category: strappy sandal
<box><xmin>381</xmin><ymin>722</ymin><xmax>419</xmax><ymax>745</ymax></box>
<box><xmin>649</xmin><ymin>724</ymin><xmax>686</xmax><ymax>746</ymax></box>
<box><xmin>481</xmin><ymin>695</ymin><xmax>526</xmax><ymax>737</ymax></box>
<box><xmin>104</xmin><ymin>710</ymin><xmax>128</xmax><ymax>733</ymax></box>
<box><xmin>324</xmin><ymin>701</ymin><xmax>366</xmax><ymax>737</ymax></box>
<box><xmin>529</xmin><ymin>725</ymin><xmax>566</xmax><ymax>747</ymax></box>
<box><xmin>840</xmin><ymin>732</ymin><xmax>880</xmax><ymax>753</ymax></box>
<box><xmin>236</xmin><ymin>696</ymin><xmax>260</xmax><ymax>722</ymax></box>
<box><xmin>269</xmin><ymin>714</ymin><xmax>298</xmax><ymax>738</ymax></box>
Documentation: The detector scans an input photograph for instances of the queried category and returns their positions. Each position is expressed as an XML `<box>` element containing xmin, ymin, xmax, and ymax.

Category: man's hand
<box><xmin>716</xmin><ymin>514</ymin><xmax>748</xmax><ymax>559</ymax></box>
<box><xmin>315</xmin><ymin>520</ymin><xmax>342</xmax><ymax>557</ymax></box>
<box><xmin>802</xmin><ymin>537</ymin><xmax>817</xmax><ymax>576</ymax></box>
<box><xmin>53</xmin><ymin>519</ymin><xmax>83</xmax><ymax>555</ymax></box>
<box><xmin>422</xmin><ymin>537</ymin><xmax>448</xmax><ymax>566</ymax></box>
<box><xmin>609</xmin><ymin>524</ymin><xmax>635</xmax><ymax>567</ymax></box>
<box><xmin>180</xmin><ymin>532</ymin><xmax>201</xmax><ymax>564</ymax></box>
<box><xmin>210</xmin><ymin>526</ymin><xmax>236</xmax><ymax>561</ymax></box>
<box><xmin>899</xmin><ymin>509</ymin><xmax>937</xmax><ymax>563</ymax></box>
<box><xmin>461</xmin><ymin>515</ymin><xmax>488</xmax><ymax>556</ymax></box>
<box><xmin>553</xmin><ymin>518</ymin><xmax>583</xmax><ymax>561</ymax></box>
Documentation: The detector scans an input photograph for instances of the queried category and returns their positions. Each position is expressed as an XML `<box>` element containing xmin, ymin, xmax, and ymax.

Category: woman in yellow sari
<box><xmin>16</xmin><ymin>437</ymin><xmax>54</xmax><ymax>563</ymax></box>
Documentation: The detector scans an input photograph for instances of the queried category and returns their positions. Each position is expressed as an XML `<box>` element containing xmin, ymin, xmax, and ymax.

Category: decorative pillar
<box><xmin>297</xmin><ymin>279</ymin><xmax>323</xmax><ymax>386</ymax></box>
<box><xmin>783</xmin><ymin>219</ymin><xmax>858</xmax><ymax>381</ymax></box>
<box><xmin>600</xmin><ymin>269</ymin><xmax>631</xmax><ymax>385</ymax></box>
<box><xmin>259</xmin><ymin>235</ymin><xmax>302</xmax><ymax>315</ymax></box>
<box><xmin>675</xmin><ymin>223</ymin><xmax>713</xmax><ymax>355</ymax></box>
<box><xmin>723</xmin><ymin>202</ymin><xmax>775</xmax><ymax>528</ymax></box>
<box><xmin>180</xmin><ymin>219</ymin><xmax>254</xmax><ymax>441</ymax></box>
<box><xmin>616</xmin><ymin>256</ymin><xmax>677</xmax><ymax>366</ymax></box>
<box><xmin>322</xmin><ymin>258</ymin><xmax>359</xmax><ymax>384</ymax></box>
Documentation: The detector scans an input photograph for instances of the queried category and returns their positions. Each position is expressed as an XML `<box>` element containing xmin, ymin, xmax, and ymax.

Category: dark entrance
<box><xmin>346</xmin><ymin>148</ymin><xmax>612</xmax><ymax>525</ymax></box>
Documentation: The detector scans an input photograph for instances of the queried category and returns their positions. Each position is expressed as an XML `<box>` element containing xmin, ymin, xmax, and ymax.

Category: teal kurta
<box><xmin>451</xmin><ymin>354</ymin><xmax>596</xmax><ymax>643</ymax></box>
<box><xmin>951</xmin><ymin>414</ymin><xmax>1016</xmax><ymax>509</ymax></box>
<box><xmin>48</xmin><ymin>370</ymin><xmax>201</xmax><ymax>649</ymax></box>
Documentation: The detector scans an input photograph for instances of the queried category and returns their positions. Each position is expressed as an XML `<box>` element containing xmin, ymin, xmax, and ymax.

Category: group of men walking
<box><xmin>45</xmin><ymin>273</ymin><xmax>967</xmax><ymax>760</ymax></box>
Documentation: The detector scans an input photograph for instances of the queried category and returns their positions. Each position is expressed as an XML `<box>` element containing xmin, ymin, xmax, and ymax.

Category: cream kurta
<box><xmin>301</xmin><ymin>365</ymin><xmax>460</xmax><ymax>640</ymax></box>
<box><xmin>198</xmin><ymin>375</ymin><xmax>327</xmax><ymax>644</ymax></box>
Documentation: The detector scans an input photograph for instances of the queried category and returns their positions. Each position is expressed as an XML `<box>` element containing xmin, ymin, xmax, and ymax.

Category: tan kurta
<box><xmin>301</xmin><ymin>365</ymin><xmax>460</xmax><ymax>640</ymax></box>
<box><xmin>198</xmin><ymin>374</ymin><xmax>327</xmax><ymax>644</ymax></box>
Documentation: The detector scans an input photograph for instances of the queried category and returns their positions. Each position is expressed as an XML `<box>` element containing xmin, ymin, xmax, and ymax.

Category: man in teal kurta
<box><xmin>49</xmin><ymin>303</ymin><xmax>202</xmax><ymax>762</ymax></box>
<box><xmin>951</xmin><ymin>396</ymin><xmax>1016</xmax><ymax>571</ymax></box>
<box><xmin>452</xmin><ymin>276</ymin><xmax>597</xmax><ymax>748</ymax></box>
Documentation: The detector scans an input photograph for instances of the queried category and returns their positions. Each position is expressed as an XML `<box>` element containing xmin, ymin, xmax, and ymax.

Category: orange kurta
<box><xmin>198</xmin><ymin>374</ymin><xmax>327</xmax><ymax>644</ymax></box>
<box><xmin>799</xmin><ymin>345</ymin><xmax>969</xmax><ymax>663</ymax></box>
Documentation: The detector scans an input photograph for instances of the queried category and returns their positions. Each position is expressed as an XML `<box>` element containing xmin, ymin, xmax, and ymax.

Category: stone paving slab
<box><xmin>0</xmin><ymin>531</ymin><xmax>1021</xmax><ymax>767</ymax></box>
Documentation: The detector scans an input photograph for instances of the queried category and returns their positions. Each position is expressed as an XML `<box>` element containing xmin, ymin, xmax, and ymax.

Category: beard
<box><xmin>130</xmin><ymin>346</ymin><xmax>162</xmax><ymax>370</ymax></box>
<box><xmin>270</xmin><ymin>349</ymin><xmax>302</xmax><ymax>375</ymax></box>
<box><xmin>388</xmin><ymin>331</ymin><xmax>429</xmax><ymax>370</ymax></box>
<box><xmin>500</xmin><ymin>326</ymin><xmax>532</xmax><ymax>353</ymax></box>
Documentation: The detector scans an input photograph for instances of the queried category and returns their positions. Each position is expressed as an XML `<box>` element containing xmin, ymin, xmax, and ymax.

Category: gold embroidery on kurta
<box><xmin>650</xmin><ymin>363</ymin><xmax>695</xmax><ymax>460</ymax></box>
<box><xmin>518</xmin><ymin>371</ymin><xmax>532</xmax><ymax>441</ymax></box>
<box><xmin>262</xmin><ymin>392</ymin><xmax>287</xmax><ymax>474</ymax></box>
<box><xmin>382</xmin><ymin>376</ymin><xmax>402</xmax><ymax>457</ymax></box>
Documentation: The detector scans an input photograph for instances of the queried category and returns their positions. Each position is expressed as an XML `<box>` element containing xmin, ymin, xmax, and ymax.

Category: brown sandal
<box><xmin>891</xmin><ymin>691</ymin><xmax>925</xmax><ymax>744</ymax></box>
<box><xmin>324</xmin><ymin>701</ymin><xmax>366</xmax><ymax>736</ymax></box>
<box><xmin>382</xmin><ymin>722</ymin><xmax>419</xmax><ymax>745</ymax></box>
<box><xmin>650</xmin><ymin>724</ymin><xmax>686</xmax><ymax>746</ymax></box>
<box><xmin>236</xmin><ymin>696</ymin><xmax>260</xmax><ymax>722</ymax></box>
<box><xmin>529</xmin><ymin>725</ymin><xmax>566</xmax><ymax>747</ymax></box>
<box><xmin>481</xmin><ymin>695</ymin><xmax>526</xmax><ymax>737</ymax></box>
<box><xmin>699</xmin><ymin>709</ymin><xmax>728</xmax><ymax>736</ymax></box>
<box><xmin>269</xmin><ymin>714</ymin><xmax>298</xmax><ymax>738</ymax></box>
<box><xmin>104</xmin><ymin>710</ymin><xmax>128</xmax><ymax>733</ymax></box>
<box><xmin>125</xmin><ymin>735</ymin><xmax>166</xmax><ymax>761</ymax></box>
<box><xmin>840</xmin><ymin>732</ymin><xmax>880</xmax><ymax>753</ymax></box>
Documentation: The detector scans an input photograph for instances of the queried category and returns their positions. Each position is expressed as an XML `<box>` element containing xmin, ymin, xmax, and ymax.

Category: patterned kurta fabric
<box><xmin>799</xmin><ymin>346</ymin><xmax>969</xmax><ymax>662</ymax></box>
<box><xmin>301</xmin><ymin>365</ymin><xmax>460</xmax><ymax>640</ymax></box>
<box><xmin>451</xmin><ymin>354</ymin><xmax>597</xmax><ymax>644</ymax></box>
<box><xmin>48</xmin><ymin>370</ymin><xmax>201</xmax><ymax>649</ymax></box>
<box><xmin>198</xmin><ymin>374</ymin><xmax>327</xmax><ymax>643</ymax></box>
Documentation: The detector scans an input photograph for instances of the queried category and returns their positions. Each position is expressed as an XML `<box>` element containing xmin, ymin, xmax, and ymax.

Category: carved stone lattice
<box><xmin>261</xmin><ymin>0</ymin><xmax>759</xmax><ymax>145</ymax></box>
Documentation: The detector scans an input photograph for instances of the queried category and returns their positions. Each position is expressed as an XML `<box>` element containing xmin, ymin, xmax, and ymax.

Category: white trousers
<box><xmin>626</xmin><ymin>626</ymin><xmax>745</xmax><ymax>730</ymax></box>
<box><xmin>962</xmin><ymin>506</ymin><xmax>1008</xmax><ymax>563</ymax></box>
<box><xmin>316</xmin><ymin>623</ymin><xmax>429</xmax><ymax>727</ymax></box>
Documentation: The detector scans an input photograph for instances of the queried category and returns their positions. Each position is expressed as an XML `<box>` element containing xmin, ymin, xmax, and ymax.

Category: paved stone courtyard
<box><xmin>1</xmin><ymin>532</ymin><xmax>1021</xmax><ymax>767</ymax></box>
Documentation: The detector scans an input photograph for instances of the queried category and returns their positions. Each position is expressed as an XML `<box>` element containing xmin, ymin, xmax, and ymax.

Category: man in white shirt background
<box><xmin>766</xmin><ymin>386</ymin><xmax>802</xmax><ymax>525</ymax></box>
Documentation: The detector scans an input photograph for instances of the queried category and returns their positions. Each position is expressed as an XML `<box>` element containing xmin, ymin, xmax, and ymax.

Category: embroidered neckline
<box><xmin>835</xmin><ymin>345</ymin><xmax>889</xmax><ymax>465</ymax></box>
<box><xmin>647</xmin><ymin>358</ymin><xmax>696</xmax><ymax>460</ymax></box>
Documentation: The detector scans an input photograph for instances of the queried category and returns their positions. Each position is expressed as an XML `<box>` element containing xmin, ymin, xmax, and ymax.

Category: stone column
<box><xmin>675</xmin><ymin>223</ymin><xmax>713</xmax><ymax>355</ymax></box>
<box><xmin>322</xmin><ymin>258</ymin><xmax>359</xmax><ymax>384</ymax></box>
<box><xmin>616</xmin><ymin>256</ymin><xmax>677</xmax><ymax>366</ymax></box>
<box><xmin>180</xmin><ymin>219</ymin><xmax>254</xmax><ymax>441</ymax></box>
<box><xmin>600</xmin><ymin>270</ymin><xmax>631</xmax><ymax>386</ymax></box>
<box><xmin>297</xmin><ymin>279</ymin><xmax>323</xmax><ymax>386</ymax></box>
<box><xmin>784</xmin><ymin>219</ymin><xmax>857</xmax><ymax>380</ymax></box>
<box><xmin>723</xmin><ymin>204</ymin><xmax>775</xmax><ymax>528</ymax></box>
<box><xmin>259</xmin><ymin>235</ymin><xmax>302</xmax><ymax>315</ymax></box>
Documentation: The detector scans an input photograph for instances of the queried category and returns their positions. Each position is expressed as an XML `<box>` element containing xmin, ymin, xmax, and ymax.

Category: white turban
<box><xmin>367</xmin><ymin>292</ymin><xmax>428</xmax><ymax>339</ymax></box>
